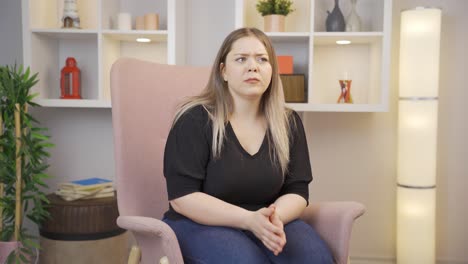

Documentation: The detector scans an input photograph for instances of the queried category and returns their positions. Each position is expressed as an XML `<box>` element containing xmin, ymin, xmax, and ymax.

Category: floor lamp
<box><xmin>397</xmin><ymin>7</ymin><xmax>441</xmax><ymax>264</ymax></box>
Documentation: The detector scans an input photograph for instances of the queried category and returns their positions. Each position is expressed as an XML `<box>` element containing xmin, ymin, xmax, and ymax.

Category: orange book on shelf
<box><xmin>277</xmin><ymin>56</ymin><xmax>293</xmax><ymax>74</ymax></box>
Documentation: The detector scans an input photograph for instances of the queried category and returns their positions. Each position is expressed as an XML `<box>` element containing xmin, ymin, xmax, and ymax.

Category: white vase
<box><xmin>264</xmin><ymin>15</ymin><xmax>285</xmax><ymax>32</ymax></box>
<box><xmin>346</xmin><ymin>0</ymin><xmax>362</xmax><ymax>32</ymax></box>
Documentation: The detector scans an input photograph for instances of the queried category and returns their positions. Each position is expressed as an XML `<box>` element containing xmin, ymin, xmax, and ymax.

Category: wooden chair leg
<box><xmin>128</xmin><ymin>246</ymin><xmax>141</xmax><ymax>264</ymax></box>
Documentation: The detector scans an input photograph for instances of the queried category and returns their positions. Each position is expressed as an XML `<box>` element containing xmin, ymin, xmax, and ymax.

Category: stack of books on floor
<box><xmin>56</xmin><ymin>177</ymin><xmax>114</xmax><ymax>201</ymax></box>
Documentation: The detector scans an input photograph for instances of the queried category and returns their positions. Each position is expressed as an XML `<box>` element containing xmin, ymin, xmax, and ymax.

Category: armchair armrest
<box><xmin>300</xmin><ymin>202</ymin><xmax>365</xmax><ymax>264</ymax></box>
<box><xmin>117</xmin><ymin>216</ymin><xmax>184</xmax><ymax>264</ymax></box>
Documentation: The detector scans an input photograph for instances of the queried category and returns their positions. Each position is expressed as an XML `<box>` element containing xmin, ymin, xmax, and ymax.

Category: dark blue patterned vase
<box><xmin>326</xmin><ymin>0</ymin><xmax>346</xmax><ymax>31</ymax></box>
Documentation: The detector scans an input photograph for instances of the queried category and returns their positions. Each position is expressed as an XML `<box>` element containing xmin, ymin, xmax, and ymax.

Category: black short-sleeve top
<box><xmin>163</xmin><ymin>105</ymin><xmax>312</xmax><ymax>220</ymax></box>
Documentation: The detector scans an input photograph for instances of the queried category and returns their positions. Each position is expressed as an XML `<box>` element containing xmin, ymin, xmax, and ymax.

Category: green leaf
<box><xmin>22</xmin><ymin>237</ymin><xmax>40</xmax><ymax>249</ymax></box>
<box><xmin>31</xmin><ymin>132</ymin><xmax>48</xmax><ymax>140</ymax></box>
<box><xmin>38</xmin><ymin>143</ymin><xmax>54</xmax><ymax>148</ymax></box>
<box><xmin>26</xmin><ymin>93</ymin><xmax>39</xmax><ymax>102</ymax></box>
<box><xmin>5</xmin><ymin>251</ymin><xmax>16</xmax><ymax>264</ymax></box>
<box><xmin>23</xmin><ymin>67</ymin><xmax>30</xmax><ymax>82</ymax></box>
<box><xmin>19</xmin><ymin>253</ymin><xmax>28</xmax><ymax>263</ymax></box>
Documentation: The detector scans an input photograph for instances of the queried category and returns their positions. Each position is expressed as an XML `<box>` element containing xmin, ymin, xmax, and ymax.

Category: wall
<box><xmin>184</xmin><ymin>0</ymin><xmax>235</xmax><ymax>66</ymax></box>
<box><xmin>0</xmin><ymin>0</ymin><xmax>23</xmax><ymax>65</ymax></box>
<box><xmin>1</xmin><ymin>0</ymin><xmax>467</xmax><ymax>263</ymax></box>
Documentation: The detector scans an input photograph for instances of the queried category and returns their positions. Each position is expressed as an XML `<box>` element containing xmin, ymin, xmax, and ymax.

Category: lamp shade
<box><xmin>397</xmin><ymin>100</ymin><xmax>438</xmax><ymax>186</ymax></box>
<box><xmin>397</xmin><ymin>187</ymin><xmax>436</xmax><ymax>264</ymax></box>
<box><xmin>399</xmin><ymin>8</ymin><xmax>441</xmax><ymax>97</ymax></box>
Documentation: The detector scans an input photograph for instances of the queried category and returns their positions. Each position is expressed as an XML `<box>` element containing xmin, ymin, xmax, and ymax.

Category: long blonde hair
<box><xmin>174</xmin><ymin>27</ymin><xmax>293</xmax><ymax>175</ymax></box>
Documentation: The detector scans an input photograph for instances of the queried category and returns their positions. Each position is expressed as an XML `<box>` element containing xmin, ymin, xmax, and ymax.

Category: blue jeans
<box><xmin>163</xmin><ymin>217</ymin><xmax>333</xmax><ymax>264</ymax></box>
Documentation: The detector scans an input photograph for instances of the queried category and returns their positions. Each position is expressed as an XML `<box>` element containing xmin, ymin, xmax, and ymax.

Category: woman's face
<box><xmin>221</xmin><ymin>36</ymin><xmax>272</xmax><ymax>102</ymax></box>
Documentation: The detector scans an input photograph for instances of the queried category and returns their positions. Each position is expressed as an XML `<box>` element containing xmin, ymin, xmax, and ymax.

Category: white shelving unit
<box><xmin>21</xmin><ymin>0</ymin><xmax>185</xmax><ymax>108</ymax></box>
<box><xmin>22</xmin><ymin>0</ymin><xmax>391</xmax><ymax>112</ymax></box>
<box><xmin>235</xmin><ymin>0</ymin><xmax>392</xmax><ymax>112</ymax></box>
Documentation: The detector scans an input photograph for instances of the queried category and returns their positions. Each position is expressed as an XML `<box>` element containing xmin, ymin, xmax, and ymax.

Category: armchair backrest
<box><xmin>110</xmin><ymin>58</ymin><xmax>210</xmax><ymax>219</ymax></box>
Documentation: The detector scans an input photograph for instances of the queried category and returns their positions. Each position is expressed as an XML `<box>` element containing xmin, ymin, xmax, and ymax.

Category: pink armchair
<box><xmin>110</xmin><ymin>58</ymin><xmax>365</xmax><ymax>264</ymax></box>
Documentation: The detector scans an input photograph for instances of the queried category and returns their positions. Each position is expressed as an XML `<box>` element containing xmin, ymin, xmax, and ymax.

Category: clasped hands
<box><xmin>245</xmin><ymin>204</ymin><xmax>286</xmax><ymax>256</ymax></box>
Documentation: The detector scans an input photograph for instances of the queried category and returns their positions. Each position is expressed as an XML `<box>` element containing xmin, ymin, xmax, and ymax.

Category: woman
<box><xmin>163</xmin><ymin>27</ymin><xmax>333</xmax><ymax>264</ymax></box>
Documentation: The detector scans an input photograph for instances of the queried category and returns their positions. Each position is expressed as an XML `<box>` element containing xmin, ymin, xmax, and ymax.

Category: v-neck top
<box><xmin>163</xmin><ymin>105</ymin><xmax>312</xmax><ymax>220</ymax></box>
<box><xmin>226</xmin><ymin>122</ymin><xmax>267</xmax><ymax>158</ymax></box>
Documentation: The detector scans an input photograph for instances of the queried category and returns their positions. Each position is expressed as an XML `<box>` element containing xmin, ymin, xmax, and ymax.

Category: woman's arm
<box><xmin>171</xmin><ymin>192</ymin><xmax>251</xmax><ymax>228</ymax></box>
<box><xmin>273</xmin><ymin>112</ymin><xmax>311</xmax><ymax>225</ymax></box>
<box><xmin>171</xmin><ymin>192</ymin><xmax>286</xmax><ymax>254</ymax></box>
<box><xmin>273</xmin><ymin>193</ymin><xmax>308</xmax><ymax>225</ymax></box>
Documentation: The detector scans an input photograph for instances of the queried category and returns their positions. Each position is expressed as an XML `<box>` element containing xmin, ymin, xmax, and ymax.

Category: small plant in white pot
<box><xmin>256</xmin><ymin>0</ymin><xmax>295</xmax><ymax>32</ymax></box>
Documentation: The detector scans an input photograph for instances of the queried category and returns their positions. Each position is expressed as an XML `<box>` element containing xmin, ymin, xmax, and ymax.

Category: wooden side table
<box><xmin>39</xmin><ymin>193</ymin><xmax>128</xmax><ymax>263</ymax></box>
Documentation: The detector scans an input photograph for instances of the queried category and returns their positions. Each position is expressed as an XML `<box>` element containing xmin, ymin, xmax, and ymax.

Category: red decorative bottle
<box><xmin>60</xmin><ymin>57</ymin><xmax>81</xmax><ymax>99</ymax></box>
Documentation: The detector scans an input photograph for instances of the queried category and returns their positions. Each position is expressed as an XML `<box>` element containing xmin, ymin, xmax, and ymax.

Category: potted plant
<box><xmin>256</xmin><ymin>0</ymin><xmax>295</xmax><ymax>32</ymax></box>
<box><xmin>0</xmin><ymin>65</ymin><xmax>53</xmax><ymax>263</ymax></box>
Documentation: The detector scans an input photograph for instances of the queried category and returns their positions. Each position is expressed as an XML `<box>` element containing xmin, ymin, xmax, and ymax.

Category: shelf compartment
<box><xmin>313</xmin><ymin>0</ymin><xmax>385</xmax><ymax>32</ymax></box>
<box><xmin>101</xmin><ymin>34</ymin><xmax>168</xmax><ymax>64</ymax></box>
<box><xmin>311</xmin><ymin>38</ymin><xmax>382</xmax><ymax>105</ymax></box>
<box><xmin>29</xmin><ymin>0</ymin><xmax>98</xmax><ymax>30</ymax></box>
<box><xmin>30</xmin><ymin>32</ymin><xmax>99</xmax><ymax>101</ymax></box>
<box><xmin>101</xmin><ymin>0</ymin><xmax>168</xmax><ymax>30</ymax></box>
<box><xmin>272</xmin><ymin>37</ymin><xmax>311</xmax><ymax>73</ymax></box>
<box><xmin>273</xmin><ymin>37</ymin><xmax>311</xmax><ymax>103</ymax></box>
<box><xmin>101</xmin><ymin>34</ymin><xmax>168</xmax><ymax>100</ymax></box>
<box><xmin>239</xmin><ymin>0</ymin><xmax>311</xmax><ymax>32</ymax></box>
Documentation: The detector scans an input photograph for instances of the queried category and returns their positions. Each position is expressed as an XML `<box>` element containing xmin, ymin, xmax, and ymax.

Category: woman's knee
<box><xmin>280</xmin><ymin>219</ymin><xmax>334</xmax><ymax>263</ymax></box>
